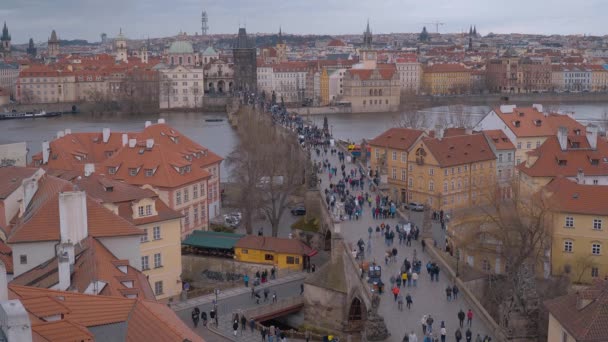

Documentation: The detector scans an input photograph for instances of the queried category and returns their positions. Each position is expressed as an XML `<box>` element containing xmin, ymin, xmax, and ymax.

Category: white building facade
<box><xmin>158</xmin><ymin>65</ymin><xmax>204</xmax><ymax>109</ymax></box>
<box><xmin>396</xmin><ymin>58</ymin><xmax>421</xmax><ymax>94</ymax></box>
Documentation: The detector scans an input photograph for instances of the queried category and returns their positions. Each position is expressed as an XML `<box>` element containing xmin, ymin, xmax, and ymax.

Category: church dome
<box><xmin>168</xmin><ymin>41</ymin><xmax>194</xmax><ymax>54</ymax></box>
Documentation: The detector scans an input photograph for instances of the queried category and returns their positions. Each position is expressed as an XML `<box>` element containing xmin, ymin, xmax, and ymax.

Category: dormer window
<box><xmin>108</xmin><ymin>167</ymin><xmax>117</xmax><ymax>175</ymax></box>
<box><xmin>145</xmin><ymin>169</ymin><xmax>154</xmax><ymax>177</ymax></box>
<box><xmin>571</xmin><ymin>142</ymin><xmax>580</xmax><ymax>148</ymax></box>
<box><xmin>104</xmin><ymin>186</ymin><xmax>113</xmax><ymax>192</ymax></box>
<box><xmin>185</xmin><ymin>155</ymin><xmax>192</xmax><ymax>161</ymax></box>
<box><xmin>574</xmin><ymin>129</ymin><xmax>581</xmax><ymax>136</ymax></box>
<box><xmin>185</xmin><ymin>165</ymin><xmax>191</xmax><ymax>173</ymax></box>
<box><xmin>558</xmin><ymin>159</ymin><xmax>567</xmax><ymax>166</ymax></box>
<box><xmin>129</xmin><ymin>168</ymin><xmax>138</xmax><ymax>176</ymax></box>
<box><xmin>514</xmin><ymin>121</ymin><xmax>521</xmax><ymax>127</ymax></box>
<box><xmin>591</xmin><ymin>159</ymin><xmax>599</xmax><ymax>166</ymax></box>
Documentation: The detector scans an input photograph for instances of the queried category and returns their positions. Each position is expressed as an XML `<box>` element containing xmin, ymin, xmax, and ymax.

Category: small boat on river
<box><xmin>0</xmin><ymin>110</ymin><xmax>61</xmax><ymax>120</ymax></box>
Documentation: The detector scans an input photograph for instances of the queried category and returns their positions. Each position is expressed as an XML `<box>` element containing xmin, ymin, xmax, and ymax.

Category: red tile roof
<box><xmin>327</xmin><ymin>39</ymin><xmax>347</xmax><ymax>47</ymax></box>
<box><xmin>518</xmin><ymin>136</ymin><xmax>608</xmax><ymax>178</ymax></box>
<box><xmin>482</xmin><ymin>130</ymin><xmax>516</xmax><ymax>150</ymax></box>
<box><xmin>492</xmin><ymin>106</ymin><xmax>586</xmax><ymax>138</ymax></box>
<box><xmin>423</xmin><ymin>63</ymin><xmax>470</xmax><ymax>73</ymax></box>
<box><xmin>368</xmin><ymin>128</ymin><xmax>425</xmax><ymax>151</ymax></box>
<box><xmin>10</xmin><ymin>285</ymin><xmax>203</xmax><ymax>342</ymax></box>
<box><xmin>8</xmin><ymin>176</ymin><xmax>142</xmax><ymax>244</ymax></box>
<box><xmin>235</xmin><ymin>235</ymin><xmax>314</xmax><ymax>255</ymax></box>
<box><xmin>422</xmin><ymin>134</ymin><xmax>497</xmax><ymax>167</ymax></box>
<box><xmin>0</xmin><ymin>167</ymin><xmax>38</xmax><ymax>199</ymax></box>
<box><xmin>347</xmin><ymin>66</ymin><xmax>397</xmax><ymax>81</ymax></box>
<box><xmin>544</xmin><ymin>280</ymin><xmax>608</xmax><ymax>342</ymax></box>
<box><xmin>544</xmin><ymin>177</ymin><xmax>608</xmax><ymax>216</ymax></box>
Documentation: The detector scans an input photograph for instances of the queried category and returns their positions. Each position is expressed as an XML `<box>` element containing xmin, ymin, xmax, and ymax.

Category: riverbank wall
<box><xmin>291</xmin><ymin>92</ymin><xmax>608</xmax><ymax>116</ymax></box>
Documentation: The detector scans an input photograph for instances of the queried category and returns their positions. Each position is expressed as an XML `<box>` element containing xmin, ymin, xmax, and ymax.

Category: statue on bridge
<box><xmin>365</xmin><ymin>293</ymin><xmax>390</xmax><ymax>341</ymax></box>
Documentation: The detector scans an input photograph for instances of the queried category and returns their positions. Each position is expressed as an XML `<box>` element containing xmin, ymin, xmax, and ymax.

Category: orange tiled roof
<box><xmin>32</xmin><ymin>320</ymin><xmax>93</xmax><ymax>342</ymax></box>
<box><xmin>422</xmin><ymin>134</ymin><xmax>497</xmax><ymax>167</ymax></box>
<box><xmin>10</xmin><ymin>285</ymin><xmax>203</xmax><ymax>342</ymax></box>
<box><xmin>544</xmin><ymin>280</ymin><xmax>608</xmax><ymax>341</ymax></box>
<box><xmin>327</xmin><ymin>39</ymin><xmax>347</xmax><ymax>47</ymax></box>
<box><xmin>544</xmin><ymin>177</ymin><xmax>608</xmax><ymax>216</ymax></box>
<box><xmin>8</xmin><ymin>176</ymin><xmax>142</xmax><ymax>244</ymax></box>
<box><xmin>518</xmin><ymin>136</ymin><xmax>608</xmax><ymax>178</ymax></box>
<box><xmin>492</xmin><ymin>106</ymin><xmax>587</xmax><ymax>138</ymax></box>
<box><xmin>235</xmin><ymin>235</ymin><xmax>314</xmax><ymax>255</ymax></box>
<box><xmin>369</xmin><ymin>128</ymin><xmax>425</xmax><ymax>151</ymax></box>
<box><xmin>482</xmin><ymin>130</ymin><xmax>516</xmax><ymax>150</ymax></box>
<box><xmin>0</xmin><ymin>167</ymin><xmax>38</xmax><ymax>199</ymax></box>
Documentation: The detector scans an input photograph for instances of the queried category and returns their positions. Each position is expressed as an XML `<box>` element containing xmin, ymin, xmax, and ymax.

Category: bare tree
<box><xmin>227</xmin><ymin>107</ymin><xmax>307</xmax><ymax>236</ymax></box>
<box><xmin>448</xmin><ymin>104</ymin><xmax>472</xmax><ymax>128</ymax></box>
<box><xmin>20</xmin><ymin>88</ymin><xmax>36</xmax><ymax>104</ymax></box>
<box><xmin>397</xmin><ymin>108</ymin><xmax>429</xmax><ymax>129</ymax></box>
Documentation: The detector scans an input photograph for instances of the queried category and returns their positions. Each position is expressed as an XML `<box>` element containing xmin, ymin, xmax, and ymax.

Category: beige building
<box><xmin>16</xmin><ymin>65</ymin><xmax>76</xmax><ymax>104</ymax></box>
<box><xmin>341</xmin><ymin>65</ymin><xmax>400</xmax><ymax>113</ymax></box>
<box><xmin>395</xmin><ymin>57</ymin><xmax>421</xmax><ymax>94</ymax></box>
<box><xmin>158</xmin><ymin>64</ymin><xmax>204</xmax><ymax>109</ymax></box>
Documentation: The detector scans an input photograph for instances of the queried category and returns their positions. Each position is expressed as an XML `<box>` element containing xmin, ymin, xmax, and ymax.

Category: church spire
<box><xmin>278</xmin><ymin>26</ymin><xmax>283</xmax><ymax>44</ymax></box>
<box><xmin>1</xmin><ymin>21</ymin><xmax>10</xmax><ymax>41</ymax></box>
<box><xmin>363</xmin><ymin>19</ymin><xmax>372</xmax><ymax>49</ymax></box>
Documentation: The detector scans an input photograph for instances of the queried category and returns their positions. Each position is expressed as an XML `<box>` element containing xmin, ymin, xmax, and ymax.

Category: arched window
<box><xmin>369</xmin><ymin>89</ymin><xmax>373</xmax><ymax>96</ymax></box>
<box><xmin>348</xmin><ymin>297</ymin><xmax>363</xmax><ymax>321</ymax></box>
<box><xmin>379</xmin><ymin>89</ymin><xmax>383</xmax><ymax>96</ymax></box>
<box><xmin>443</xmin><ymin>181</ymin><xmax>448</xmax><ymax>192</ymax></box>
<box><xmin>363</xmin><ymin>100</ymin><xmax>366</xmax><ymax>106</ymax></box>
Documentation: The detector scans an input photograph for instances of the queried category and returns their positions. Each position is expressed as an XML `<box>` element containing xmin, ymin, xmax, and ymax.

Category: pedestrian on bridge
<box><xmin>191</xmin><ymin>307</ymin><xmax>200</xmax><ymax>328</ymax></box>
<box><xmin>261</xmin><ymin>327</ymin><xmax>268</xmax><ymax>342</ymax></box>
<box><xmin>406</xmin><ymin>293</ymin><xmax>413</xmax><ymax>309</ymax></box>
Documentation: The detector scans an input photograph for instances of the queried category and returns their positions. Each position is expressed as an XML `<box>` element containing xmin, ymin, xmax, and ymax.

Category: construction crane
<box><xmin>422</xmin><ymin>22</ymin><xmax>445</xmax><ymax>33</ymax></box>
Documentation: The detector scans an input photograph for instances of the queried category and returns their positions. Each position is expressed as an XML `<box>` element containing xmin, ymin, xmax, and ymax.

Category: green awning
<box><xmin>182</xmin><ymin>231</ymin><xmax>245</xmax><ymax>250</ymax></box>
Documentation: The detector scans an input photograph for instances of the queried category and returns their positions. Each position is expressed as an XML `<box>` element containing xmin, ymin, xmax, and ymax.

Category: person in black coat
<box><xmin>191</xmin><ymin>307</ymin><xmax>200</xmax><ymax>327</ymax></box>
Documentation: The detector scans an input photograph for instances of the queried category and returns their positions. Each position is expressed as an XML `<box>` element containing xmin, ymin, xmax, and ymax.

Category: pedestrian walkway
<box><xmin>173</xmin><ymin>272</ymin><xmax>307</xmax><ymax>312</ymax></box>
<box><xmin>312</xmin><ymin>148</ymin><xmax>493</xmax><ymax>342</ymax></box>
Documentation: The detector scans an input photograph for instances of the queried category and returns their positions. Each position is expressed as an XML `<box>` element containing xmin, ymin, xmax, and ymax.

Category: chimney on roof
<box><xmin>19</xmin><ymin>178</ymin><xmax>38</xmax><ymax>218</ymax></box>
<box><xmin>121</xmin><ymin>133</ymin><xmax>128</xmax><ymax>147</ymax></box>
<box><xmin>59</xmin><ymin>191</ymin><xmax>88</xmax><ymax>245</ymax></box>
<box><xmin>64</xmin><ymin>128</ymin><xmax>72</xmax><ymax>135</ymax></box>
<box><xmin>435</xmin><ymin>125</ymin><xmax>444</xmax><ymax>140</ymax></box>
<box><xmin>158</xmin><ymin>118</ymin><xmax>166</xmax><ymax>124</ymax></box>
<box><xmin>57</xmin><ymin>242</ymin><xmax>74</xmax><ymax>291</ymax></box>
<box><xmin>42</xmin><ymin>141</ymin><xmax>50</xmax><ymax>164</ymax></box>
<box><xmin>532</xmin><ymin>103</ymin><xmax>543</xmax><ymax>113</ymax></box>
<box><xmin>84</xmin><ymin>163</ymin><xmax>95</xmax><ymax>177</ymax></box>
<box><xmin>587</xmin><ymin>124</ymin><xmax>598</xmax><ymax>150</ymax></box>
<box><xmin>0</xmin><ymin>300</ymin><xmax>32</xmax><ymax>342</ymax></box>
<box><xmin>499</xmin><ymin>104</ymin><xmax>516</xmax><ymax>114</ymax></box>
<box><xmin>102</xmin><ymin>128</ymin><xmax>110</xmax><ymax>143</ymax></box>
<box><xmin>145</xmin><ymin>120</ymin><xmax>152</xmax><ymax>128</ymax></box>
<box><xmin>146</xmin><ymin>138</ymin><xmax>154</xmax><ymax>149</ymax></box>
<box><xmin>128</xmin><ymin>139</ymin><xmax>137</xmax><ymax>148</ymax></box>
<box><xmin>577</xmin><ymin>168</ymin><xmax>585</xmax><ymax>184</ymax></box>
<box><xmin>557</xmin><ymin>126</ymin><xmax>568</xmax><ymax>151</ymax></box>
<box><xmin>56</xmin><ymin>131</ymin><xmax>65</xmax><ymax>139</ymax></box>
<box><xmin>0</xmin><ymin>261</ymin><xmax>7</xmax><ymax>301</ymax></box>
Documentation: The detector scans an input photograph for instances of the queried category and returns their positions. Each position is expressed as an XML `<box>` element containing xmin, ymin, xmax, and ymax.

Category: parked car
<box><xmin>407</xmin><ymin>202</ymin><xmax>424</xmax><ymax>212</ymax></box>
<box><xmin>223</xmin><ymin>214</ymin><xmax>240</xmax><ymax>228</ymax></box>
<box><xmin>291</xmin><ymin>206</ymin><xmax>306</xmax><ymax>216</ymax></box>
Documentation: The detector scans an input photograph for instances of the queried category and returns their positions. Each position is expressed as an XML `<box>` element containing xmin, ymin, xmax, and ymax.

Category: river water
<box><xmin>1</xmin><ymin>103</ymin><xmax>607</xmax><ymax>179</ymax></box>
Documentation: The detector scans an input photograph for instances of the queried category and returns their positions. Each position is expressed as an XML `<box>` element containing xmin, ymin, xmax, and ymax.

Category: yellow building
<box><xmin>73</xmin><ymin>175</ymin><xmax>184</xmax><ymax>300</ymax></box>
<box><xmin>234</xmin><ymin>236</ymin><xmax>316</xmax><ymax>271</ymax></box>
<box><xmin>320</xmin><ymin>68</ymin><xmax>330</xmax><ymax>106</ymax></box>
<box><xmin>544</xmin><ymin>178</ymin><xmax>608</xmax><ymax>284</ymax></box>
<box><xmin>406</xmin><ymin>133</ymin><xmax>496</xmax><ymax>212</ymax></box>
<box><xmin>545</xmin><ymin>280</ymin><xmax>608</xmax><ymax>342</ymax></box>
<box><xmin>368</xmin><ymin>128</ymin><xmax>426</xmax><ymax>203</ymax></box>
<box><xmin>590</xmin><ymin>64</ymin><xmax>608</xmax><ymax>92</ymax></box>
<box><xmin>422</xmin><ymin>64</ymin><xmax>471</xmax><ymax>95</ymax></box>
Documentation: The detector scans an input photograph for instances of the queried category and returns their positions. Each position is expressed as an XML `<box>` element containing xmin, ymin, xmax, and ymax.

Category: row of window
<box><xmin>141</xmin><ymin>252</ymin><xmax>163</xmax><ymax>270</ymax></box>
<box><xmin>175</xmin><ymin>183</ymin><xmax>206</xmax><ymax>205</ymax></box>
<box><xmin>517</xmin><ymin>141</ymin><xmax>541</xmax><ymax>149</ymax></box>
<box><xmin>140</xmin><ymin>226</ymin><xmax>162</xmax><ymax>243</ymax></box>
<box><xmin>564</xmin><ymin>217</ymin><xmax>603</xmax><ymax>230</ymax></box>
<box><xmin>182</xmin><ymin>203</ymin><xmax>207</xmax><ymax>228</ymax></box>
<box><xmin>563</xmin><ymin>240</ymin><xmax>602</xmax><ymax>255</ymax></box>
<box><xmin>363</xmin><ymin>99</ymin><xmax>390</xmax><ymax>105</ymax></box>
<box><xmin>137</xmin><ymin>204</ymin><xmax>153</xmax><ymax>217</ymax></box>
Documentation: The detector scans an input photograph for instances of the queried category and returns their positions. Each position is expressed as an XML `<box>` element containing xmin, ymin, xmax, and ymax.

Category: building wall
<box><xmin>422</xmin><ymin>71</ymin><xmax>471</xmax><ymax>95</ymax></box>
<box><xmin>17</xmin><ymin>74</ymin><xmax>76</xmax><ymax>104</ymax></box>
<box><xmin>205</xmin><ymin>164</ymin><xmax>221</xmax><ymax>221</ymax></box>
<box><xmin>0</xmin><ymin>63</ymin><xmax>19</xmax><ymax>96</ymax></box>
<box><xmin>396</xmin><ymin>62</ymin><xmax>421</xmax><ymax>93</ymax></box>
<box><xmin>159</xmin><ymin>66</ymin><xmax>204</xmax><ymax>109</ymax></box>
<box><xmin>138</xmin><ymin>217</ymin><xmax>182</xmax><ymax>300</ymax></box>
<box><xmin>0</xmin><ymin>142</ymin><xmax>27</xmax><ymax>168</ymax></box>
<box><xmin>406</xmin><ymin>140</ymin><xmax>496</xmax><ymax>212</ymax></box>
<box><xmin>98</xmin><ymin>236</ymin><xmax>141</xmax><ymax>271</ymax></box>
<box><xmin>370</xmin><ymin>145</ymin><xmax>412</xmax><ymax>204</ymax></box>
<box><xmin>551</xmin><ymin>211</ymin><xmax>608</xmax><ymax>283</ymax></box>
<box><xmin>341</xmin><ymin>72</ymin><xmax>401</xmax><ymax>113</ymax></box>
<box><xmin>234</xmin><ymin>247</ymin><xmax>304</xmax><ymax>270</ymax></box>
<box><xmin>320</xmin><ymin>68</ymin><xmax>330</xmax><ymax>106</ymax></box>
<box><xmin>547</xmin><ymin>313</ymin><xmax>574</xmax><ymax>342</ymax></box>
<box><xmin>233</xmin><ymin>48</ymin><xmax>257</xmax><ymax>92</ymax></box>
<box><xmin>168</xmin><ymin>180</ymin><xmax>209</xmax><ymax>239</ymax></box>
<box><xmin>11</xmin><ymin>241</ymin><xmax>57</xmax><ymax>277</ymax></box>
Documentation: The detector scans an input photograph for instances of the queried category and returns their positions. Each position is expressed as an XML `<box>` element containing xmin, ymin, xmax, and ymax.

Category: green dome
<box><xmin>168</xmin><ymin>41</ymin><xmax>194</xmax><ymax>54</ymax></box>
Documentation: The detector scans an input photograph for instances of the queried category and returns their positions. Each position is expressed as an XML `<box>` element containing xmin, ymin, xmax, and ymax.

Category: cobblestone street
<box><xmin>312</xmin><ymin>148</ymin><xmax>493</xmax><ymax>342</ymax></box>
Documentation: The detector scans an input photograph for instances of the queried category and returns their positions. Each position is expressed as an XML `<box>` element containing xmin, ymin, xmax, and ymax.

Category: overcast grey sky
<box><xmin>1</xmin><ymin>0</ymin><xmax>605</xmax><ymax>43</ymax></box>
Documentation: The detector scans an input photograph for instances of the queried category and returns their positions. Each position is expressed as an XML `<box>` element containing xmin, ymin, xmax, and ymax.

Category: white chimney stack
<box><xmin>499</xmin><ymin>105</ymin><xmax>516</xmax><ymax>114</ymax></box>
<box><xmin>58</xmin><ymin>247</ymin><xmax>71</xmax><ymax>291</ymax></box>
<box><xmin>59</xmin><ymin>191</ymin><xmax>88</xmax><ymax>245</ymax></box>
<box><xmin>64</xmin><ymin>128</ymin><xmax>72</xmax><ymax>135</ymax></box>
<box><xmin>145</xmin><ymin>121</ymin><xmax>152</xmax><ymax>128</ymax></box>
<box><xmin>122</xmin><ymin>133</ymin><xmax>128</xmax><ymax>147</ymax></box>
<box><xmin>102</xmin><ymin>128</ymin><xmax>111</xmax><ymax>143</ymax></box>
<box><xmin>42</xmin><ymin>141</ymin><xmax>50</xmax><ymax>164</ymax></box>
<box><xmin>19</xmin><ymin>179</ymin><xmax>38</xmax><ymax>218</ymax></box>
<box><xmin>0</xmin><ymin>300</ymin><xmax>32</xmax><ymax>342</ymax></box>
<box><xmin>532</xmin><ymin>104</ymin><xmax>543</xmax><ymax>113</ymax></box>
<box><xmin>577</xmin><ymin>169</ymin><xmax>585</xmax><ymax>184</ymax></box>
<box><xmin>557</xmin><ymin>126</ymin><xmax>568</xmax><ymax>151</ymax></box>
<box><xmin>146</xmin><ymin>139</ymin><xmax>154</xmax><ymax>149</ymax></box>
<box><xmin>0</xmin><ymin>261</ymin><xmax>7</xmax><ymax>301</ymax></box>
<box><xmin>434</xmin><ymin>124</ymin><xmax>444</xmax><ymax>140</ymax></box>
<box><xmin>56</xmin><ymin>131</ymin><xmax>64</xmax><ymax>139</ymax></box>
<box><xmin>158</xmin><ymin>118</ymin><xmax>166</xmax><ymax>124</ymax></box>
<box><xmin>128</xmin><ymin>139</ymin><xmax>137</xmax><ymax>148</ymax></box>
<box><xmin>587</xmin><ymin>124</ymin><xmax>598</xmax><ymax>150</ymax></box>
<box><xmin>84</xmin><ymin>163</ymin><xmax>95</xmax><ymax>177</ymax></box>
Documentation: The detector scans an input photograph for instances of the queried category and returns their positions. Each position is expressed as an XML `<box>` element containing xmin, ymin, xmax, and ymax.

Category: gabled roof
<box><xmin>11</xmin><ymin>237</ymin><xmax>155</xmax><ymax>300</ymax></box>
<box><xmin>544</xmin><ymin>280</ymin><xmax>608</xmax><ymax>342</ymax></box>
<box><xmin>235</xmin><ymin>235</ymin><xmax>315</xmax><ymax>255</ymax></box>
<box><xmin>8</xmin><ymin>176</ymin><xmax>142</xmax><ymax>244</ymax></box>
<box><xmin>368</xmin><ymin>128</ymin><xmax>425</xmax><ymax>151</ymax></box>
<box><xmin>422</xmin><ymin>134</ymin><xmax>497</xmax><ymax>167</ymax></box>
<box><xmin>483</xmin><ymin>129</ymin><xmax>516</xmax><ymax>150</ymax></box>
<box><xmin>544</xmin><ymin>177</ymin><xmax>608</xmax><ymax>216</ymax></box>
<box><xmin>10</xmin><ymin>285</ymin><xmax>203</xmax><ymax>342</ymax></box>
<box><xmin>491</xmin><ymin>106</ymin><xmax>586</xmax><ymax>138</ymax></box>
<box><xmin>518</xmin><ymin>136</ymin><xmax>608</xmax><ymax>178</ymax></box>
